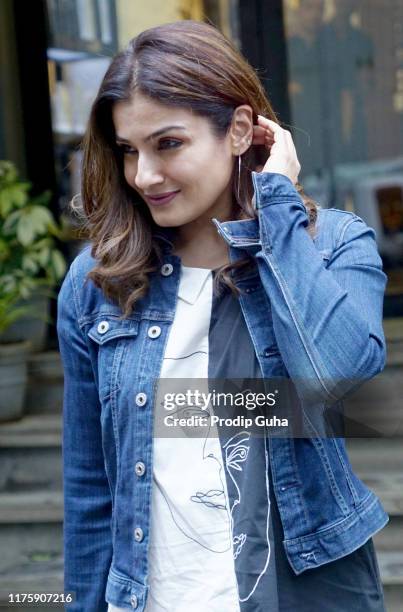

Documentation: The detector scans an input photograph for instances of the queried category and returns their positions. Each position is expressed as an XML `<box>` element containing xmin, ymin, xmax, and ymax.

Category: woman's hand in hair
<box><xmin>252</xmin><ymin>115</ymin><xmax>301</xmax><ymax>185</ymax></box>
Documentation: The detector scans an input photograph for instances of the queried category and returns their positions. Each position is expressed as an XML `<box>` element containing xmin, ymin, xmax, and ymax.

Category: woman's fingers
<box><xmin>256</xmin><ymin>115</ymin><xmax>301</xmax><ymax>183</ymax></box>
<box><xmin>252</xmin><ymin>125</ymin><xmax>274</xmax><ymax>146</ymax></box>
<box><xmin>257</xmin><ymin>115</ymin><xmax>278</xmax><ymax>134</ymax></box>
<box><xmin>252</xmin><ymin>125</ymin><xmax>267</xmax><ymax>145</ymax></box>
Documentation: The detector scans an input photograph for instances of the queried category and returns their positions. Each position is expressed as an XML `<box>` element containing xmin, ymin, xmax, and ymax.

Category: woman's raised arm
<box><xmin>252</xmin><ymin>169</ymin><xmax>387</xmax><ymax>404</ymax></box>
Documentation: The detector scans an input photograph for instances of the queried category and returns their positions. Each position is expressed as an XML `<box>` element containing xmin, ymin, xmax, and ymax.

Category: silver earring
<box><xmin>237</xmin><ymin>154</ymin><xmax>241</xmax><ymax>200</ymax></box>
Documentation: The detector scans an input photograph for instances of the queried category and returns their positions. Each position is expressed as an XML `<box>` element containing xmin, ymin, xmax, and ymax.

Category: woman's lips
<box><xmin>145</xmin><ymin>190</ymin><xmax>180</xmax><ymax>206</ymax></box>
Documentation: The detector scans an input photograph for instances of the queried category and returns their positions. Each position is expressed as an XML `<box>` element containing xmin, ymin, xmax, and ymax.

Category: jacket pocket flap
<box><xmin>87</xmin><ymin>317</ymin><xmax>139</xmax><ymax>345</ymax></box>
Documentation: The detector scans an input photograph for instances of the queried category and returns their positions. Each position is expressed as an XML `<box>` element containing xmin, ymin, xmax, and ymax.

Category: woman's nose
<box><xmin>133</xmin><ymin>155</ymin><xmax>164</xmax><ymax>192</ymax></box>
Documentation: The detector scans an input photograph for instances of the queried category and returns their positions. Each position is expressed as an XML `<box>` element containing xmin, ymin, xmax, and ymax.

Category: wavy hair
<box><xmin>76</xmin><ymin>20</ymin><xmax>318</xmax><ymax>317</ymax></box>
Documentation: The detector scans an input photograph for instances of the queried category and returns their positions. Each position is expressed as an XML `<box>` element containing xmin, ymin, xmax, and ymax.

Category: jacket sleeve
<box><xmin>251</xmin><ymin>171</ymin><xmax>387</xmax><ymax>404</ymax></box>
<box><xmin>56</xmin><ymin>264</ymin><xmax>112</xmax><ymax>611</ymax></box>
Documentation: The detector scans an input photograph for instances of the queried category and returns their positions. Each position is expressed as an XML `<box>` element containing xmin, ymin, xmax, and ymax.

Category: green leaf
<box><xmin>2</xmin><ymin>209</ymin><xmax>21</xmax><ymax>234</ymax></box>
<box><xmin>22</xmin><ymin>254</ymin><xmax>39</xmax><ymax>275</ymax></box>
<box><xmin>16</xmin><ymin>214</ymin><xmax>35</xmax><ymax>245</ymax></box>
<box><xmin>0</xmin><ymin>161</ymin><xmax>18</xmax><ymax>185</ymax></box>
<box><xmin>50</xmin><ymin>249</ymin><xmax>66</xmax><ymax>279</ymax></box>
<box><xmin>29</xmin><ymin>205</ymin><xmax>54</xmax><ymax>228</ymax></box>
<box><xmin>1</xmin><ymin>274</ymin><xmax>17</xmax><ymax>294</ymax></box>
<box><xmin>36</xmin><ymin>246</ymin><xmax>51</xmax><ymax>267</ymax></box>
<box><xmin>31</xmin><ymin>237</ymin><xmax>52</xmax><ymax>251</ymax></box>
<box><xmin>14</xmin><ymin>206</ymin><xmax>54</xmax><ymax>245</ymax></box>
<box><xmin>0</xmin><ymin>184</ymin><xmax>29</xmax><ymax>216</ymax></box>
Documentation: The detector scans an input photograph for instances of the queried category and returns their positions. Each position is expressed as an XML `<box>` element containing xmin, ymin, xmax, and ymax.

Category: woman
<box><xmin>57</xmin><ymin>20</ymin><xmax>388</xmax><ymax>611</ymax></box>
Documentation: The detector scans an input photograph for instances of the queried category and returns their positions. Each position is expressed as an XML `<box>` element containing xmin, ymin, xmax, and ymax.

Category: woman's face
<box><xmin>112</xmin><ymin>93</ymin><xmax>235</xmax><ymax>228</ymax></box>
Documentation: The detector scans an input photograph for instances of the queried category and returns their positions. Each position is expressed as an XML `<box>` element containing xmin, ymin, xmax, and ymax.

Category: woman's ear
<box><xmin>230</xmin><ymin>105</ymin><xmax>254</xmax><ymax>155</ymax></box>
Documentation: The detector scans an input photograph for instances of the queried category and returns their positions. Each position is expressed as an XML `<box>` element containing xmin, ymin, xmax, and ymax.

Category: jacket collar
<box><xmin>153</xmin><ymin>218</ymin><xmax>261</xmax><ymax>254</ymax></box>
<box><xmin>212</xmin><ymin>217</ymin><xmax>261</xmax><ymax>249</ymax></box>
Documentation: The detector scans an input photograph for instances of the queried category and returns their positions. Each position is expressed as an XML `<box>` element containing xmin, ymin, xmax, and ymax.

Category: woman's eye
<box><xmin>118</xmin><ymin>144</ymin><xmax>137</xmax><ymax>155</ymax></box>
<box><xmin>158</xmin><ymin>138</ymin><xmax>182</xmax><ymax>151</ymax></box>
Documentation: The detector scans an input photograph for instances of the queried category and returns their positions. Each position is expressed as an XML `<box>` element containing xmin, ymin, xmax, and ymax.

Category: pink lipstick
<box><xmin>145</xmin><ymin>190</ymin><xmax>180</xmax><ymax>206</ymax></box>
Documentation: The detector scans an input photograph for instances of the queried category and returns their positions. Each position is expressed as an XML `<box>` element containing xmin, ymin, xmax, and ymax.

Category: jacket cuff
<box><xmin>252</xmin><ymin>171</ymin><xmax>304</xmax><ymax>209</ymax></box>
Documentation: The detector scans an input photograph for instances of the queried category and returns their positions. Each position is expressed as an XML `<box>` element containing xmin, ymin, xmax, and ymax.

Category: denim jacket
<box><xmin>57</xmin><ymin>172</ymin><xmax>389</xmax><ymax>611</ymax></box>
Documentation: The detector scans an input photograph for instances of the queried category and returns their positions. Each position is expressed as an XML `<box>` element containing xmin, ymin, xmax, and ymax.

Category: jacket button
<box><xmin>135</xmin><ymin>461</ymin><xmax>146</xmax><ymax>477</ymax></box>
<box><xmin>130</xmin><ymin>594</ymin><xmax>138</xmax><ymax>608</ymax></box>
<box><xmin>135</xmin><ymin>392</ymin><xmax>147</xmax><ymax>407</ymax></box>
<box><xmin>148</xmin><ymin>325</ymin><xmax>161</xmax><ymax>339</ymax></box>
<box><xmin>160</xmin><ymin>263</ymin><xmax>173</xmax><ymax>276</ymax></box>
<box><xmin>134</xmin><ymin>527</ymin><xmax>144</xmax><ymax>542</ymax></box>
<box><xmin>97</xmin><ymin>321</ymin><xmax>109</xmax><ymax>334</ymax></box>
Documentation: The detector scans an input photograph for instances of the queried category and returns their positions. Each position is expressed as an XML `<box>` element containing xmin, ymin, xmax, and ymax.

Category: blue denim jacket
<box><xmin>57</xmin><ymin>172</ymin><xmax>389</xmax><ymax>611</ymax></box>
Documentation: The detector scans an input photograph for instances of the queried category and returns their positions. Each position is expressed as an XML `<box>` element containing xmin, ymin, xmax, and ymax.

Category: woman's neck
<box><xmin>173</xmin><ymin>220</ymin><xmax>230</xmax><ymax>269</ymax></box>
<box><xmin>172</xmin><ymin>193</ymin><xmax>234</xmax><ymax>268</ymax></box>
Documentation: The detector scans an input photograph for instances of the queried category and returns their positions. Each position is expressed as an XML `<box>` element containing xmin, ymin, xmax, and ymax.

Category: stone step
<box><xmin>383</xmin><ymin>318</ymin><xmax>403</xmax><ymax>343</ymax></box>
<box><xmin>346</xmin><ymin>437</ymin><xmax>403</xmax><ymax>472</ymax></box>
<box><xmin>383</xmin><ymin>585</ymin><xmax>403</xmax><ymax>612</ymax></box>
<box><xmin>0</xmin><ymin>491</ymin><xmax>63</xmax><ymax>524</ymax></box>
<box><xmin>0</xmin><ymin>521</ymin><xmax>62</xmax><ymax>575</ymax></box>
<box><xmin>0</xmin><ymin>414</ymin><xmax>61</xmax><ymax>447</ymax></box>
<box><xmin>0</xmin><ymin>491</ymin><xmax>63</xmax><ymax>581</ymax></box>
<box><xmin>378</xmin><ymin>551</ymin><xmax>403</xmax><ymax>586</ymax></box>
<box><xmin>0</xmin><ymin>561</ymin><xmax>63</xmax><ymax>610</ymax></box>
<box><xmin>365</xmin><ymin>471</ymin><xmax>403</xmax><ymax>554</ymax></box>
<box><xmin>359</xmin><ymin>472</ymin><xmax>403</xmax><ymax>516</ymax></box>
<box><xmin>0</xmin><ymin>415</ymin><xmax>62</xmax><ymax>493</ymax></box>
<box><xmin>342</xmin><ymin>370</ymin><xmax>403</xmax><ymax>437</ymax></box>
<box><xmin>352</xmin><ymin>472</ymin><xmax>403</xmax><ymax>553</ymax></box>
<box><xmin>0</xmin><ymin>447</ymin><xmax>62</xmax><ymax>493</ymax></box>
<box><xmin>0</xmin><ymin>489</ymin><xmax>62</xmax><ymax>584</ymax></box>
<box><xmin>374</xmin><ymin>518</ymin><xmax>403</xmax><ymax>557</ymax></box>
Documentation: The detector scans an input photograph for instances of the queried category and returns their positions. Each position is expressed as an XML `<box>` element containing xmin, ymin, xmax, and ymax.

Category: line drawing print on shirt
<box><xmin>164</xmin><ymin>350</ymin><xmax>208</xmax><ymax>361</ymax></box>
<box><xmin>190</xmin><ymin>488</ymin><xmax>227</xmax><ymax>510</ymax></box>
<box><xmin>223</xmin><ymin>430</ymin><xmax>272</xmax><ymax>602</ymax></box>
<box><xmin>155</xmin><ymin>389</ymin><xmax>272</xmax><ymax>603</ymax></box>
<box><xmin>154</xmin><ymin>399</ymin><xmax>234</xmax><ymax>554</ymax></box>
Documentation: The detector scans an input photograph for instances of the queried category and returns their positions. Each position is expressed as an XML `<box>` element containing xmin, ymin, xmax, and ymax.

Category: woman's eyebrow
<box><xmin>116</xmin><ymin>125</ymin><xmax>187</xmax><ymax>144</ymax></box>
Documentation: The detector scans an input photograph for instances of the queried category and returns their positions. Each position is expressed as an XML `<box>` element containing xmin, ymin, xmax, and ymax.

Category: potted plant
<box><xmin>0</xmin><ymin>160</ymin><xmax>67</xmax><ymax>421</ymax></box>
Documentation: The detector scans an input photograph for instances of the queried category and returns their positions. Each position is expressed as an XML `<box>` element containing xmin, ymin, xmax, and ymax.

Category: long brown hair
<box><xmin>77</xmin><ymin>20</ymin><xmax>318</xmax><ymax>317</ymax></box>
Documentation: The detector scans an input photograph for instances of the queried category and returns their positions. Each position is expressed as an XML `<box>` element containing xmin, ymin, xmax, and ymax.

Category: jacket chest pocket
<box><xmin>87</xmin><ymin>316</ymin><xmax>139</xmax><ymax>402</ymax></box>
